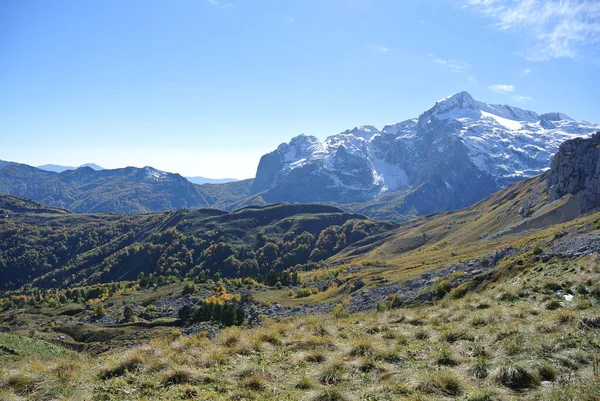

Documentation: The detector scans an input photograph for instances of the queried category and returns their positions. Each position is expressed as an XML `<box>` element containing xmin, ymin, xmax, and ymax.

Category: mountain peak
<box><xmin>437</xmin><ymin>91</ymin><xmax>476</xmax><ymax>105</ymax></box>
<box><xmin>341</xmin><ymin>125</ymin><xmax>380</xmax><ymax>139</ymax></box>
<box><xmin>419</xmin><ymin>91</ymin><xmax>480</xmax><ymax>124</ymax></box>
<box><xmin>434</xmin><ymin>91</ymin><xmax>478</xmax><ymax>112</ymax></box>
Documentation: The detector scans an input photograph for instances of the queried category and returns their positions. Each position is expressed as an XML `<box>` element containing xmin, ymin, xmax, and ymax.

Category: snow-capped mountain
<box><xmin>252</xmin><ymin>91</ymin><xmax>600</xmax><ymax>215</ymax></box>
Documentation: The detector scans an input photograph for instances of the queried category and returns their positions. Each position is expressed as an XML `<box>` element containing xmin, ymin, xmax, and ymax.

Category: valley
<box><xmin>1</xmin><ymin>132</ymin><xmax>600</xmax><ymax>400</ymax></box>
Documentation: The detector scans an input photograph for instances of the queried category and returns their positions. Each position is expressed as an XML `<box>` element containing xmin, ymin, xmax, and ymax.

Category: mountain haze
<box><xmin>37</xmin><ymin>163</ymin><xmax>104</xmax><ymax>173</ymax></box>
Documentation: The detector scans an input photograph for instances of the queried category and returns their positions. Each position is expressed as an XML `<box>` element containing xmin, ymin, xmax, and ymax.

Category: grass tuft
<box><xmin>489</xmin><ymin>363</ymin><xmax>540</xmax><ymax>389</ymax></box>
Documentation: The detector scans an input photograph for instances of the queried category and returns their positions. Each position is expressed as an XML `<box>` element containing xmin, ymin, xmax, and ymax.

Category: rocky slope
<box><xmin>548</xmin><ymin>132</ymin><xmax>600</xmax><ymax>213</ymax></box>
<box><xmin>252</xmin><ymin>92</ymin><xmax>599</xmax><ymax>216</ymax></box>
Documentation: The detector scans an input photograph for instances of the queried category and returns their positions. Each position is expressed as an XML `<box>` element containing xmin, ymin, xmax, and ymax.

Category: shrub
<box><xmin>296</xmin><ymin>288</ymin><xmax>319</xmax><ymax>298</ymax></box>
<box><xmin>182</xmin><ymin>282</ymin><xmax>196</xmax><ymax>295</ymax></box>
<box><xmin>94</xmin><ymin>304</ymin><xmax>105</xmax><ymax>317</ymax></box>
<box><xmin>432</xmin><ymin>278</ymin><xmax>452</xmax><ymax>299</ymax></box>
<box><xmin>123</xmin><ymin>305</ymin><xmax>135</xmax><ymax>322</ymax></box>
<box><xmin>330</xmin><ymin>303</ymin><xmax>349</xmax><ymax>319</ymax></box>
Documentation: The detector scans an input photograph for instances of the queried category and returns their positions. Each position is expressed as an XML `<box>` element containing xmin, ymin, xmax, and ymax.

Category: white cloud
<box><xmin>285</xmin><ymin>17</ymin><xmax>295</xmax><ymax>23</ymax></box>
<box><xmin>488</xmin><ymin>84</ymin><xmax>516</xmax><ymax>93</ymax></box>
<box><xmin>205</xmin><ymin>0</ymin><xmax>234</xmax><ymax>7</ymax></box>
<box><xmin>521</xmin><ymin>68</ymin><xmax>532</xmax><ymax>76</ymax></box>
<box><xmin>366</xmin><ymin>44</ymin><xmax>390</xmax><ymax>53</ymax></box>
<box><xmin>513</xmin><ymin>95</ymin><xmax>534</xmax><ymax>102</ymax></box>
<box><xmin>464</xmin><ymin>0</ymin><xmax>600</xmax><ymax>61</ymax></box>
<box><xmin>430</xmin><ymin>56</ymin><xmax>471</xmax><ymax>72</ymax></box>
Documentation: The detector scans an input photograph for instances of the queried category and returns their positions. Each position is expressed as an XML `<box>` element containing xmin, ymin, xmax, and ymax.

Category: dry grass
<box><xmin>1</xmin><ymin>255</ymin><xmax>599</xmax><ymax>400</ymax></box>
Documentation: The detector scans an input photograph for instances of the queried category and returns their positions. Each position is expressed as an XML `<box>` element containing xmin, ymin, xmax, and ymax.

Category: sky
<box><xmin>1</xmin><ymin>0</ymin><xmax>599</xmax><ymax>179</ymax></box>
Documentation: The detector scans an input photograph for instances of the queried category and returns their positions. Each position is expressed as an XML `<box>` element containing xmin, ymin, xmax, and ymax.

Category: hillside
<box><xmin>0</xmin><ymin>199</ymin><xmax>394</xmax><ymax>291</ymax></box>
<box><xmin>0</xmin><ymin>163</ymin><xmax>212</xmax><ymax>213</ymax></box>
<box><xmin>1</xmin><ymin>134</ymin><xmax>600</xmax><ymax>400</ymax></box>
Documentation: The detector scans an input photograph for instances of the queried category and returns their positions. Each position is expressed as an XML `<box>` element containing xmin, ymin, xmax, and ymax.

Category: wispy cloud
<box><xmin>521</xmin><ymin>68</ymin><xmax>532</xmax><ymax>76</ymax></box>
<box><xmin>284</xmin><ymin>17</ymin><xmax>295</xmax><ymax>23</ymax></box>
<box><xmin>429</xmin><ymin>55</ymin><xmax>471</xmax><ymax>72</ymax></box>
<box><xmin>464</xmin><ymin>0</ymin><xmax>600</xmax><ymax>61</ymax></box>
<box><xmin>366</xmin><ymin>44</ymin><xmax>390</xmax><ymax>53</ymax></box>
<box><xmin>488</xmin><ymin>84</ymin><xmax>515</xmax><ymax>93</ymax></box>
<box><xmin>205</xmin><ymin>0</ymin><xmax>234</xmax><ymax>7</ymax></box>
<box><xmin>513</xmin><ymin>95</ymin><xmax>534</xmax><ymax>102</ymax></box>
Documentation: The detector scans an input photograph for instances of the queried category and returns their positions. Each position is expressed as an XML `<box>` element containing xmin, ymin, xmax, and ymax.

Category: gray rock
<box><xmin>548</xmin><ymin>132</ymin><xmax>600</xmax><ymax>213</ymax></box>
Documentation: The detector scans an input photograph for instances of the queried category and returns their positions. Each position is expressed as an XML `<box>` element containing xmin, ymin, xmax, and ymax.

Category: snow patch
<box><xmin>481</xmin><ymin>111</ymin><xmax>522</xmax><ymax>130</ymax></box>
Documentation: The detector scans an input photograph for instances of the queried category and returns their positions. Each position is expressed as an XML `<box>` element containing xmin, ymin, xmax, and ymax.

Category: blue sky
<box><xmin>1</xmin><ymin>0</ymin><xmax>598</xmax><ymax>178</ymax></box>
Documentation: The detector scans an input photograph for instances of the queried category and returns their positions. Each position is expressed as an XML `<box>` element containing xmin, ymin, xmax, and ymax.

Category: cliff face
<box><xmin>548</xmin><ymin>132</ymin><xmax>600</xmax><ymax>213</ymax></box>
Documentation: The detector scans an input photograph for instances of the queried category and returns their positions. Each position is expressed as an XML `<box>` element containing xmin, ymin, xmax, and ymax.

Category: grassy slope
<box><xmin>251</xmin><ymin>173</ymin><xmax>582</xmax><ymax>307</ymax></box>
<box><xmin>1</xmin><ymin>253</ymin><xmax>599</xmax><ymax>400</ymax></box>
<box><xmin>1</xmin><ymin>172</ymin><xmax>600</xmax><ymax>399</ymax></box>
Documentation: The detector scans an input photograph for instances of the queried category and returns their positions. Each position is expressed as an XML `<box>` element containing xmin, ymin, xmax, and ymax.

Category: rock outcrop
<box><xmin>548</xmin><ymin>132</ymin><xmax>600</xmax><ymax>213</ymax></box>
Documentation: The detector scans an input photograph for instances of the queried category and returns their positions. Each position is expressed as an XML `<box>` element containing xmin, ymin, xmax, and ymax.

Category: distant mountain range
<box><xmin>0</xmin><ymin>163</ymin><xmax>212</xmax><ymax>213</ymax></box>
<box><xmin>250</xmin><ymin>91</ymin><xmax>599</xmax><ymax>218</ymax></box>
<box><xmin>185</xmin><ymin>176</ymin><xmax>240</xmax><ymax>185</ymax></box>
<box><xmin>37</xmin><ymin>163</ymin><xmax>104</xmax><ymax>173</ymax></box>
<box><xmin>35</xmin><ymin>163</ymin><xmax>238</xmax><ymax>184</ymax></box>
<box><xmin>0</xmin><ymin>91</ymin><xmax>598</xmax><ymax>219</ymax></box>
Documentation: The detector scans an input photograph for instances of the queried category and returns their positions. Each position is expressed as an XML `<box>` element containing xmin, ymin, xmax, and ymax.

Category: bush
<box><xmin>123</xmin><ymin>305</ymin><xmax>135</xmax><ymax>322</ymax></box>
<box><xmin>182</xmin><ymin>282</ymin><xmax>196</xmax><ymax>295</ymax></box>
<box><xmin>94</xmin><ymin>304</ymin><xmax>105</xmax><ymax>317</ymax></box>
<box><xmin>330</xmin><ymin>303</ymin><xmax>349</xmax><ymax>319</ymax></box>
<box><xmin>296</xmin><ymin>288</ymin><xmax>318</xmax><ymax>298</ymax></box>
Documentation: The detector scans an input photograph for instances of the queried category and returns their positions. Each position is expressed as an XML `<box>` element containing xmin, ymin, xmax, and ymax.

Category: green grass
<box><xmin>0</xmin><ymin>333</ymin><xmax>62</xmax><ymax>362</ymax></box>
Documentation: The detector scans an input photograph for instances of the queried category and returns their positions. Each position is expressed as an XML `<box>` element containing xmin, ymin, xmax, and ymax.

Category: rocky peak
<box><xmin>418</xmin><ymin>91</ymin><xmax>481</xmax><ymax>125</ymax></box>
<box><xmin>277</xmin><ymin>134</ymin><xmax>324</xmax><ymax>161</ymax></box>
<box><xmin>341</xmin><ymin>125</ymin><xmax>380</xmax><ymax>140</ymax></box>
<box><xmin>540</xmin><ymin>112</ymin><xmax>572</xmax><ymax>122</ymax></box>
<box><xmin>548</xmin><ymin>132</ymin><xmax>600</xmax><ymax>213</ymax></box>
<box><xmin>432</xmin><ymin>91</ymin><xmax>479</xmax><ymax>114</ymax></box>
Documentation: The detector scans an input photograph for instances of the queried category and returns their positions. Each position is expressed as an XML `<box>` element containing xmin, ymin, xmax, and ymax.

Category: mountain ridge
<box><xmin>251</xmin><ymin>91</ymin><xmax>600</xmax><ymax>218</ymax></box>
